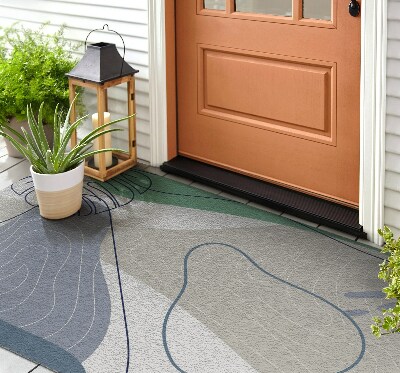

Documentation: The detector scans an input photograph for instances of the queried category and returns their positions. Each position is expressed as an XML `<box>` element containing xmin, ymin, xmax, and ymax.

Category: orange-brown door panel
<box><xmin>176</xmin><ymin>0</ymin><xmax>360</xmax><ymax>206</ymax></box>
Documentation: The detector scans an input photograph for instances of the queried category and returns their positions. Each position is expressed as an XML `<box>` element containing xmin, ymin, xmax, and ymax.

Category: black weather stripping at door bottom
<box><xmin>161</xmin><ymin>156</ymin><xmax>366</xmax><ymax>239</ymax></box>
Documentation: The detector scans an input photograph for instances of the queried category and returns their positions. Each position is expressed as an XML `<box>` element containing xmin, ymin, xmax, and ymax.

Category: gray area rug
<box><xmin>0</xmin><ymin>168</ymin><xmax>397</xmax><ymax>372</ymax></box>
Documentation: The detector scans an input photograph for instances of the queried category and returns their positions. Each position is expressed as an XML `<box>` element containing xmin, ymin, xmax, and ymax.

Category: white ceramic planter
<box><xmin>30</xmin><ymin>162</ymin><xmax>85</xmax><ymax>219</ymax></box>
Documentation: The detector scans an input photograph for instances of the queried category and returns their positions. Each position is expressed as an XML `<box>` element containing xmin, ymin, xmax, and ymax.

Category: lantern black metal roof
<box><xmin>66</xmin><ymin>42</ymin><xmax>139</xmax><ymax>84</ymax></box>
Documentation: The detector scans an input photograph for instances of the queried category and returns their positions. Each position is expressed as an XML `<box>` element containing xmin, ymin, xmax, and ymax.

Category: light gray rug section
<box><xmin>85</xmin><ymin>261</ymin><xmax>259</xmax><ymax>373</ymax></box>
<box><xmin>0</xmin><ymin>206</ymin><xmax>111</xmax><ymax>363</ymax></box>
<box><xmin>98</xmin><ymin>201</ymin><xmax>398</xmax><ymax>373</ymax></box>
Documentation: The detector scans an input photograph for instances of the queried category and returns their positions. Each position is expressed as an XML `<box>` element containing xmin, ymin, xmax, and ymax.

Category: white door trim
<box><xmin>149</xmin><ymin>1</ymin><xmax>388</xmax><ymax>243</ymax></box>
<box><xmin>359</xmin><ymin>0</ymin><xmax>387</xmax><ymax>244</ymax></box>
<box><xmin>148</xmin><ymin>0</ymin><xmax>168</xmax><ymax>166</ymax></box>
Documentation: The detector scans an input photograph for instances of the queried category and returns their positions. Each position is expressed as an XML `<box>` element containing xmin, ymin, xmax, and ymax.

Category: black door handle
<box><xmin>349</xmin><ymin>0</ymin><xmax>360</xmax><ymax>17</ymax></box>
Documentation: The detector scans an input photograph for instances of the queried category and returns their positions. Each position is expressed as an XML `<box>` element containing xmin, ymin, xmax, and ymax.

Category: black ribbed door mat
<box><xmin>161</xmin><ymin>156</ymin><xmax>366</xmax><ymax>238</ymax></box>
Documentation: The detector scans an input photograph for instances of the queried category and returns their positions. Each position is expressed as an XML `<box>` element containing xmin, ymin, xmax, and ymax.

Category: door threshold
<box><xmin>161</xmin><ymin>156</ymin><xmax>366</xmax><ymax>239</ymax></box>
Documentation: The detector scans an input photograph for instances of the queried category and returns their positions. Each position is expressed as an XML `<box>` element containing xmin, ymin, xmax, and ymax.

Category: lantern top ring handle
<box><xmin>85</xmin><ymin>24</ymin><xmax>126</xmax><ymax>76</ymax></box>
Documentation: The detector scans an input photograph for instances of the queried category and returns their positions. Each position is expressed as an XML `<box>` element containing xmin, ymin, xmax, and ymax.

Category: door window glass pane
<box><xmin>303</xmin><ymin>0</ymin><xmax>331</xmax><ymax>20</ymax></box>
<box><xmin>235</xmin><ymin>0</ymin><xmax>292</xmax><ymax>17</ymax></box>
<box><xmin>204</xmin><ymin>0</ymin><xmax>226</xmax><ymax>11</ymax></box>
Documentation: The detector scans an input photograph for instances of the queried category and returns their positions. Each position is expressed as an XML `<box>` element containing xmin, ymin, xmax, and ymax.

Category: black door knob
<box><xmin>349</xmin><ymin>0</ymin><xmax>360</xmax><ymax>17</ymax></box>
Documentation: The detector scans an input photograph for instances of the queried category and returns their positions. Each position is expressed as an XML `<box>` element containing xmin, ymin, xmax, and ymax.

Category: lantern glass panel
<box><xmin>106</xmin><ymin>84</ymin><xmax>130</xmax><ymax>155</ymax></box>
<box><xmin>73</xmin><ymin>85</ymin><xmax>130</xmax><ymax>168</ymax></box>
<box><xmin>75</xmin><ymin>89</ymin><xmax>95</xmax><ymax>151</ymax></box>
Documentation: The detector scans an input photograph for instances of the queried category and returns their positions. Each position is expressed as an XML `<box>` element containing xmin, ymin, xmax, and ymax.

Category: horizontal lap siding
<box><xmin>385</xmin><ymin>0</ymin><xmax>400</xmax><ymax>237</ymax></box>
<box><xmin>0</xmin><ymin>0</ymin><xmax>151</xmax><ymax>161</ymax></box>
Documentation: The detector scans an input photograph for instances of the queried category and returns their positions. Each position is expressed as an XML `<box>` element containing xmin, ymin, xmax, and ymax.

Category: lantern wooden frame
<box><xmin>68</xmin><ymin>74</ymin><xmax>136</xmax><ymax>182</ymax></box>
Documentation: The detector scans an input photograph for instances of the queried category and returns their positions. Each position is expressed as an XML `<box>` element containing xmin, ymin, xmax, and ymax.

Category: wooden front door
<box><xmin>176</xmin><ymin>0</ymin><xmax>361</xmax><ymax>207</ymax></box>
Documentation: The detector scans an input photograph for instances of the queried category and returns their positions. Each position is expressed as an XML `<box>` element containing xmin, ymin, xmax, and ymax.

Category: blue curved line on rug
<box><xmin>80</xmin><ymin>173</ymin><xmax>152</xmax><ymax>216</ymax></box>
<box><xmin>10</xmin><ymin>176</ymin><xmax>33</xmax><ymax>196</ymax></box>
<box><xmin>108</xmin><ymin>208</ymin><xmax>130</xmax><ymax>373</ymax></box>
<box><xmin>86</xmin><ymin>182</ymin><xmax>121</xmax><ymax>208</ymax></box>
<box><xmin>162</xmin><ymin>242</ymin><xmax>366</xmax><ymax>373</ymax></box>
<box><xmin>81</xmin><ymin>191</ymin><xmax>104</xmax><ymax>215</ymax></box>
<box><xmin>105</xmin><ymin>174</ymin><xmax>151</xmax><ymax>198</ymax></box>
<box><xmin>82</xmin><ymin>185</ymin><xmax>118</xmax><ymax>215</ymax></box>
<box><xmin>81</xmin><ymin>196</ymin><xmax>95</xmax><ymax>216</ymax></box>
<box><xmin>81</xmin><ymin>185</ymin><xmax>130</xmax><ymax>216</ymax></box>
<box><xmin>22</xmin><ymin>189</ymin><xmax>38</xmax><ymax>207</ymax></box>
<box><xmin>0</xmin><ymin>310</ymin><xmax>85</xmax><ymax>373</ymax></box>
<box><xmin>10</xmin><ymin>176</ymin><xmax>37</xmax><ymax>207</ymax></box>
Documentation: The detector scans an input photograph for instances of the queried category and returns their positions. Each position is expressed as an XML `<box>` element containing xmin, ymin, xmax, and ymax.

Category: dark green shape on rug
<box><xmin>99</xmin><ymin>169</ymin><xmax>299</xmax><ymax>227</ymax></box>
<box><xmin>98</xmin><ymin>168</ymin><xmax>382</xmax><ymax>256</ymax></box>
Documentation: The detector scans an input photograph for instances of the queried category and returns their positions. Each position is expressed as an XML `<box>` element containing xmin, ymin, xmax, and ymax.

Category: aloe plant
<box><xmin>0</xmin><ymin>97</ymin><xmax>129</xmax><ymax>174</ymax></box>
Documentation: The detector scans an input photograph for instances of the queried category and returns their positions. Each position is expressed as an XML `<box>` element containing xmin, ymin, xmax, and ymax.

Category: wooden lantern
<box><xmin>66</xmin><ymin>25</ymin><xmax>139</xmax><ymax>182</ymax></box>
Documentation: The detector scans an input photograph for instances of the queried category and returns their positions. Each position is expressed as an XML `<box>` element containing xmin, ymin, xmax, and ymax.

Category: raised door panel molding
<box><xmin>198</xmin><ymin>45</ymin><xmax>336</xmax><ymax>145</ymax></box>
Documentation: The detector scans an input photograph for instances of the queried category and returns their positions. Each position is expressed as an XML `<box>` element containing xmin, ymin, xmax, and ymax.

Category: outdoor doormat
<box><xmin>0</xmin><ymin>167</ymin><xmax>397</xmax><ymax>372</ymax></box>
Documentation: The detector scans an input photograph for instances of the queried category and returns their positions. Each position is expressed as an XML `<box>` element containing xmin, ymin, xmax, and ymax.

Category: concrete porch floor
<box><xmin>0</xmin><ymin>137</ymin><xmax>380</xmax><ymax>372</ymax></box>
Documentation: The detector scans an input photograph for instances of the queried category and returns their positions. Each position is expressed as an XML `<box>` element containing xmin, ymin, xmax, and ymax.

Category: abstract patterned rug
<box><xmin>0</xmin><ymin>168</ymin><xmax>398</xmax><ymax>372</ymax></box>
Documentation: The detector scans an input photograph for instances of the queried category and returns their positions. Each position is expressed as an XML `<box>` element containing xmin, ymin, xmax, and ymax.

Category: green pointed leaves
<box><xmin>0</xmin><ymin>94</ymin><xmax>132</xmax><ymax>174</ymax></box>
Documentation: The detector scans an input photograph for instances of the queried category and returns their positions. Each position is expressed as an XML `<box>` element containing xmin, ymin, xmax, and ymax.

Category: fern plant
<box><xmin>0</xmin><ymin>97</ymin><xmax>129</xmax><ymax>174</ymax></box>
<box><xmin>0</xmin><ymin>23</ymin><xmax>81</xmax><ymax>125</ymax></box>
<box><xmin>371</xmin><ymin>226</ymin><xmax>400</xmax><ymax>338</ymax></box>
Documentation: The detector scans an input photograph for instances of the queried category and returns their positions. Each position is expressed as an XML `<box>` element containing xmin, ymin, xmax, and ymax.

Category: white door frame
<box><xmin>148</xmin><ymin>0</ymin><xmax>388</xmax><ymax>244</ymax></box>
<box><xmin>359</xmin><ymin>0</ymin><xmax>387</xmax><ymax>244</ymax></box>
<box><xmin>148</xmin><ymin>0</ymin><xmax>168</xmax><ymax>167</ymax></box>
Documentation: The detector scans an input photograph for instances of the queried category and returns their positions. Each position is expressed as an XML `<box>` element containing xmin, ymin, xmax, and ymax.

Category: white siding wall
<box><xmin>385</xmin><ymin>0</ymin><xmax>400</xmax><ymax>236</ymax></box>
<box><xmin>0</xmin><ymin>0</ymin><xmax>151</xmax><ymax>161</ymax></box>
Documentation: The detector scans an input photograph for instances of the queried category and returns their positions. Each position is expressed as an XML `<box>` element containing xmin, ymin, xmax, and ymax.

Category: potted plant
<box><xmin>0</xmin><ymin>23</ymin><xmax>81</xmax><ymax>157</ymax></box>
<box><xmin>371</xmin><ymin>226</ymin><xmax>400</xmax><ymax>337</ymax></box>
<box><xmin>0</xmin><ymin>97</ymin><xmax>129</xmax><ymax>219</ymax></box>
